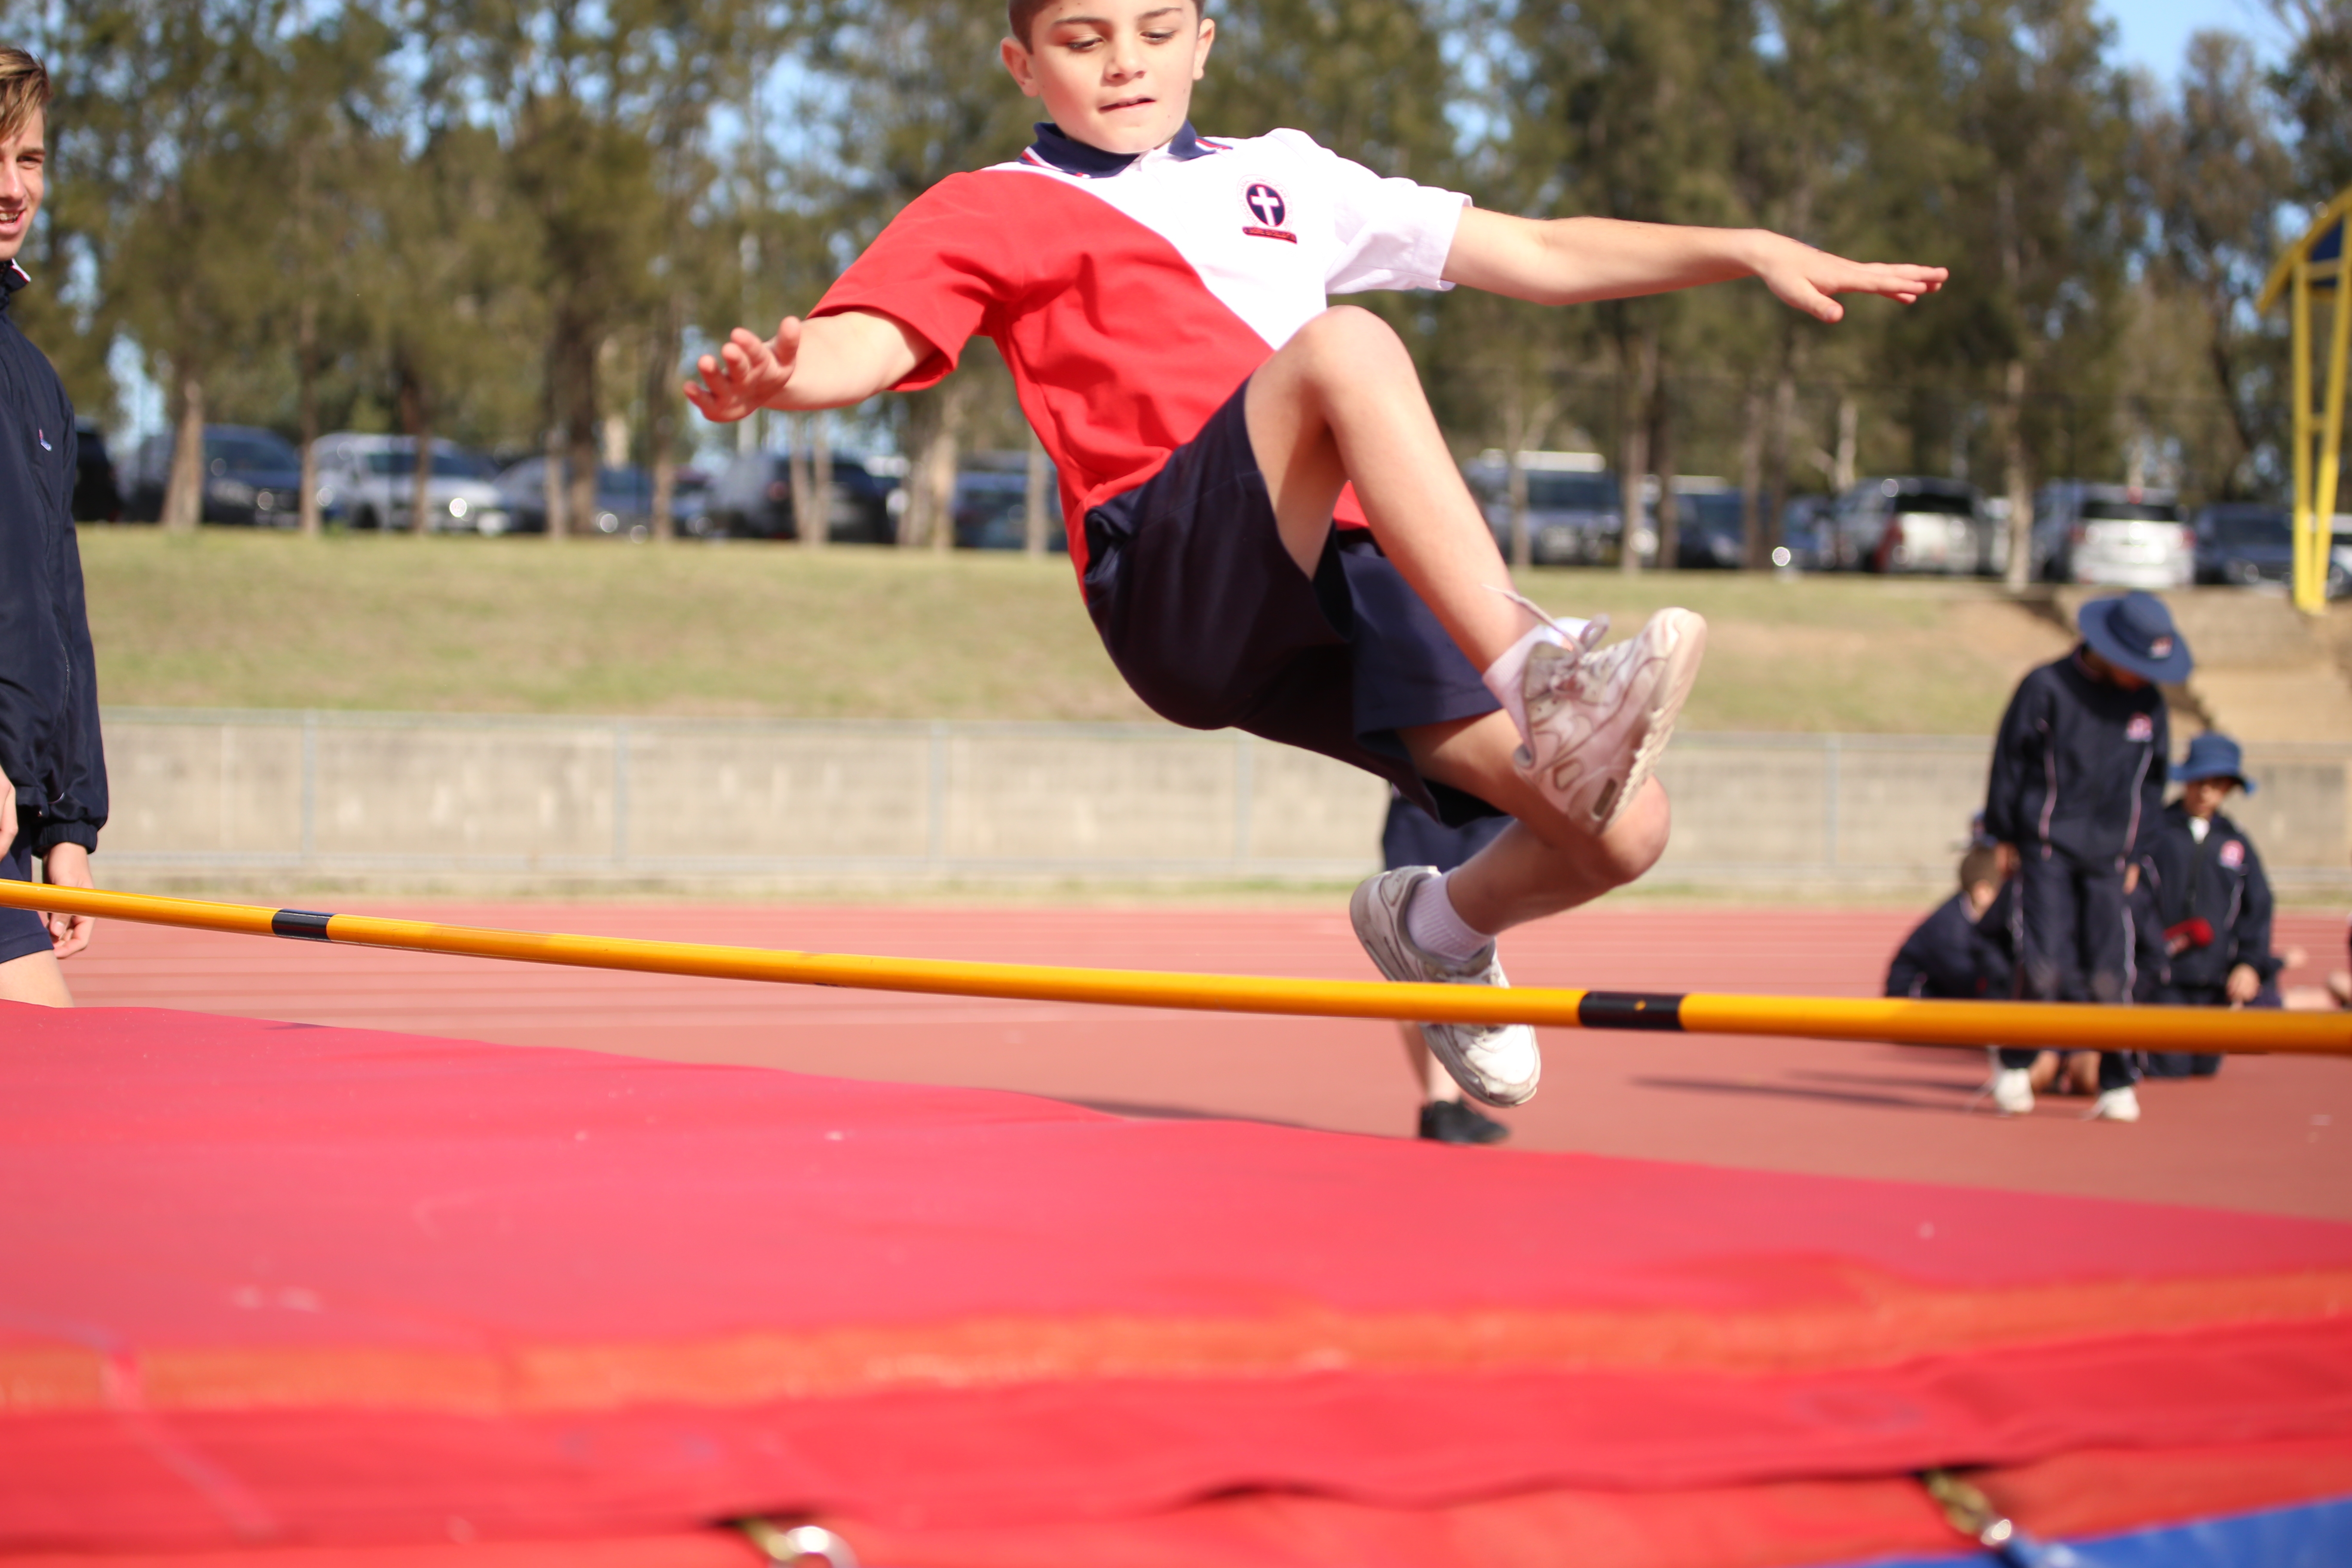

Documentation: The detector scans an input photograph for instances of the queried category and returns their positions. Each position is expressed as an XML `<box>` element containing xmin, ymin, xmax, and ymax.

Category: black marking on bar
<box><xmin>270</xmin><ymin>909</ymin><xmax>336</xmax><ymax>942</ymax></box>
<box><xmin>1577</xmin><ymin>991</ymin><xmax>1686</xmax><ymax>1031</ymax></box>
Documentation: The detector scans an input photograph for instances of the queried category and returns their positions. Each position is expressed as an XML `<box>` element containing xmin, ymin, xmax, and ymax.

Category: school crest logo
<box><xmin>2220</xmin><ymin>839</ymin><xmax>2245</xmax><ymax>869</ymax></box>
<box><xmin>2125</xmin><ymin>714</ymin><xmax>2154</xmax><ymax>742</ymax></box>
<box><xmin>1241</xmin><ymin>181</ymin><xmax>1296</xmax><ymax>242</ymax></box>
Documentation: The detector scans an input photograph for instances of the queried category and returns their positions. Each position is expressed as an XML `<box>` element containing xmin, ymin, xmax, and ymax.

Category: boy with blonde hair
<box><xmin>688</xmin><ymin>0</ymin><xmax>1942</xmax><ymax>1106</ymax></box>
<box><xmin>0</xmin><ymin>46</ymin><xmax>104</xmax><ymax>1008</ymax></box>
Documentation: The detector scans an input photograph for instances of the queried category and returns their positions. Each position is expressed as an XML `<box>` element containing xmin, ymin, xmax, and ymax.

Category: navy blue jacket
<box><xmin>1886</xmin><ymin>885</ymin><xmax>2015</xmax><ymax>999</ymax></box>
<box><xmin>1983</xmin><ymin>650</ymin><xmax>2166</xmax><ymax>869</ymax></box>
<box><xmin>2138</xmin><ymin>802</ymin><xmax>2277</xmax><ymax>989</ymax></box>
<box><xmin>0</xmin><ymin>260</ymin><xmax>104</xmax><ymax>854</ymax></box>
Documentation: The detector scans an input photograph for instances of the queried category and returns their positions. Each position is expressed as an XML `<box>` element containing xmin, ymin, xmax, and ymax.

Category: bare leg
<box><xmin>1398</xmin><ymin>711</ymin><xmax>1672</xmax><ymax>934</ymax></box>
<box><xmin>1400</xmin><ymin>1021</ymin><xmax>1461</xmax><ymax>1102</ymax></box>
<box><xmin>0</xmin><ymin>949</ymin><xmax>72</xmax><ymax>1007</ymax></box>
<box><xmin>1245</xmin><ymin>306</ymin><xmax>1528</xmax><ymax>668</ymax></box>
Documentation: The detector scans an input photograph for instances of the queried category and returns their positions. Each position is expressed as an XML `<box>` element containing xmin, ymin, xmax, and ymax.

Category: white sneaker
<box><xmin>1989</xmin><ymin>1067</ymin><xmax>2035</xmax><ymax>1115</ymax></box>
<box><xmin>1516</xmin><ymin>609</ymin><xmax>1708</xmax><ymax>835</ymax></box>
<box><xmin>2091</xmin><ymin>1086</ymin><xmax>2142</xmax><ymax>1123</ymax></box>
<box><xmin>1349</xmin><ymin>867</ymin><xmax>1540</xmax><ymax>1108</ymax></box>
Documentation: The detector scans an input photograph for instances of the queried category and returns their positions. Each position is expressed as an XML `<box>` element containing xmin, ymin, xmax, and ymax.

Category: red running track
<box><xmin>54</xmin><ymin>901</ymin><xmax>2352</xmax><ymax>1221</ymax></box>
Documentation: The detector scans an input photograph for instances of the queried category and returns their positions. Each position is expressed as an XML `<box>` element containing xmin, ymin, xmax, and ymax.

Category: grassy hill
<box><xmin>80</xmin><ymin>529</ymin><xmax>2073</xmax><ymax>735</ymax></box>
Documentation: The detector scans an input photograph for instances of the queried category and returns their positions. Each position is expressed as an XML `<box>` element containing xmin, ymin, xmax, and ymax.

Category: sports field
<box><xmin>80</xmin><ymin>530</ymin><xmax>2072</xmax><ymax>734</ymax></box>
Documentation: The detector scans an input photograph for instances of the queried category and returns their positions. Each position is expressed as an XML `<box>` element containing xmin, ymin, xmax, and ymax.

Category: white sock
<box><xmin>1405</xmin><ymin>870</ymin><xmax>1494</xmax><ymax>964</ymax></box>
<box><xmin>1480</xmin><ymin>614</ymin><xmax>1592</xmax><ymax>748</ymax></box>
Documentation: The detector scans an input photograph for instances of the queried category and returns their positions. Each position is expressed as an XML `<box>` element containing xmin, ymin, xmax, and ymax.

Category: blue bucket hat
<box><xmin>2176</xmin><ymin>731</ymin><xmax>2255</xmax><ymax>794</ymax></box>
<box><xmin>2078</xmin><ymin>591</ymin><xmax>2193</xmax><ymax>684</ymax></box>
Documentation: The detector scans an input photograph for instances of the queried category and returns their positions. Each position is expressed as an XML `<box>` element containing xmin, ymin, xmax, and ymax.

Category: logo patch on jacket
<box><xmin>1241</xmin><ymin>181</ymin><xmax>1295</xmax><ymax>242</ymax></box>
<box><xmin>2126</xmin><ymin>714</ymin><xmax>2154</xmax><ymax>742</ymax></box>
<box><xmin>2220</xmin><ymin>839</ymin><xmax>2245</xmax><ymax>869</ymax></box>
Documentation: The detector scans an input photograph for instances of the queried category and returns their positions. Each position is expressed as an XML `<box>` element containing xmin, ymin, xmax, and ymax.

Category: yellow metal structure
<box><xmin>2259</xmin><ymin>187</ymin><xmax>2352</xmax><ymax>615</ymax></box>
<box><xmin>4</xmin><ymin>880</ymin><xmax>2346</xmax><ymax>1058</ymax></box>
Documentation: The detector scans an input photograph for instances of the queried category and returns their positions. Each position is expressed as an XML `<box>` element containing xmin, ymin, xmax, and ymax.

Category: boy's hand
<box><xmin>0</xmin><ymin>767</ymin><xmax>15</xmax><ymax>857</ymax></box>
<box><xmin>1749</xmin><ymin>234</ymin><xmax>1946</xmax><ymax>324</ymax></box>
<box><xmin>2226</xmin><ymin>962</ymin><xmax>2260</xmax><ymax>1006</ymax></box>
<box><xmin>39</xmin><ymin>842</ymin><xmax>92</xmax><ymax>958</ymax></box>
<box><xmin>686</xmin><ymin>318</ymin><xmax>803</xmax><ymax>423</ymax></box>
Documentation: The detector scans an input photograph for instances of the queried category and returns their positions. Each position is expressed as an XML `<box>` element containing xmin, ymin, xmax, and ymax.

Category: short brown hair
<box><xmin>1959</xmin><ymin>842</ymin><xmax>2002</xmax><ymax>892</ymax></box>
<box><xmin>0</xmin><ymin>49</ymin><xmax>50</xmax><ymax>145</ymax></box>
<box><xmin>1008</xmin><ymin>0</ymin><xmax>1198</xmax><ymax>49</ymax></box>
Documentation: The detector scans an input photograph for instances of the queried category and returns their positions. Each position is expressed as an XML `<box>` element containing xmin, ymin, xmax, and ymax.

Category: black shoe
<box><xmin>1418</xmin><ymin>1099</ymin><xmax>1510</xmax><ymax>1145</ymax></box>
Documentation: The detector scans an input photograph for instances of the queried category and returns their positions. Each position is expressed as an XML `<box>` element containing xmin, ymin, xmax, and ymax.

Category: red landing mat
<box><xmin>3</xmin><ymin>1004</ymin><xmax>2351</xmax><ymax>1557</ymax></box>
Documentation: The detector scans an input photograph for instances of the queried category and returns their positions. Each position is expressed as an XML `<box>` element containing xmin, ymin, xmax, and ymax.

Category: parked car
<box><xmin>1774</xmin><ymin>494</ymin><xmax>1834</xmax><ymax>571</ymax></box>
<box><xmin>706</xmin><ymin>450</ymin><xmax>903</xmax><ymax>542</ymax></box>
<box><xmin>1828</xmin><ymin>477</ymin><xmax>1994</xmax><ymax>574</ymax></box>
<box><xmin>71</xmin><ymin>419</ymin><xmax>121</xmax><ymax>522</ymax></box>
<box><xmin>123</xmin><ymin>425</ymin><xmax>306</xmax><ymax>525</ymax></box>
<box><xmin>312</xmin><ymin>433</ymin><xmax>508</xmax><ymax>534</ymax></box>
<box><xmin>1464</xmin><ymin>449</ymin><xmax>1630</xmax><ymax>566</ymax></box>
<box><xmin>2031</xmin><ymin>481</ymin><xmax>2192</xmax><ymax>588</ymax></box>
<box><xmin>953</xmin><ymin>453</ymin><xmax>1064</xmax><ymax>550</ymax></box>
<box><xmin>490</xmin><ymin>457</ymin><xmax>643</xmax><ymax>535</ymax></box>
<box><xmin>1668</xmin><ymin>479</ymin><xmax>1747</xmax><ymax>570</ymax></box>
<box><xmin>2193</xmin><ymin>502</ymin><xmax>2295</xmax><ymax>589</ymax></box>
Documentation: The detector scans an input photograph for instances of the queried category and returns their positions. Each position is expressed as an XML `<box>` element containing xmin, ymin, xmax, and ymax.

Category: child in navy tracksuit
<box><xmin>2137</xmin><ymin>732</ymin><xmax>2280</xmax><ymax>1078</ymax></box>
<box><xmin>1981</xmin><ymin>591</ymin><xmax>2190</xmax><ymax>1122</ymax></box>
<box><xmin>1886</xmin><ymin>842</ymin><xmax>2015</xmax><ymax>1001</ymax></box>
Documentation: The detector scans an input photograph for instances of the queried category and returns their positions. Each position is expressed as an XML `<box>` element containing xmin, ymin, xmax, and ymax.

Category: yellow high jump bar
<box><xmin>3</xmin><ymin>880</ymin><xmax>2346</xmax><ymax>1057</ymax></box>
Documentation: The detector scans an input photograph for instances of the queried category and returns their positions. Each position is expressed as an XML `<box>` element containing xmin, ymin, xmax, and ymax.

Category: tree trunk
<box><xmin>1740</xmin><ymin>381</ymin><xmax>1766</xmax><ymax>569</ymax></box>
<box><xmin>811</xmin><ymin>416</ymin><xmax>833</xmax><ymax>551</ymax></box>
<box><xmin>904</xmin><ymin>383</ymin><xmax>970</xmax><ymax>550</ymax></box>
<box><xmin>788</xmin><ymin>416</ymin><xmax>815</xmax><ymax>545</ymax></box>
<box><xmin>1766</xmin><ymin>361</ymin><xmax>1797</xmax><ymax>567</ymax></box>
<box><xmin>399</xmin><ymin>366</ymin><xmax>433</xmax><ymax>536</ymax></box>
<box><xmin>647</xmin><ymin>312</ymin><xmax>681</xmax><ymax>542</ymax></box>
<box><xmin>1616</xmin><ymin>323</ymin><xmax>1657</xmax><ymax>574</ymax></box>
<box><xmin>542</xmin><ymin>425</ymin><xmax>567</xmax><ymax>539</ymax></box>
<box><xmin>297</xmin><ymin>296</ymin><xmax>322</xmax><ymax>539</ymax></box>
<box><xmin>1651</xmin><ymin>371</ymin><xmax>1679</xmax><ymax>573</ymax></box>
<box><xmin>1507</xmin><ymin>447</ymin><xmax>1532</xmax><ymax>570</ymax></box>
<box><xmin>1833</xmin><ymin>393</ymin><xmax>1857</xmax><ymax>493</ymax></box>
<box><xmin>1501</xmin><ymin>384</ymin><xmax>1555</xmax><ymax>570</ymax></box>
<box><xmin>2002</xmin><ymin>357</ymin><xmax>2034</xmax><ymax>590</ymax></box>
<box><xmin>1023</xmin><ymin>431</ymin><xmax>1050</xmax><ymax>557</ymax></box>
<box><xmin>161</xmin><ymin>366</ymin><xmax>205</xmax><ymax>534</ymax></box>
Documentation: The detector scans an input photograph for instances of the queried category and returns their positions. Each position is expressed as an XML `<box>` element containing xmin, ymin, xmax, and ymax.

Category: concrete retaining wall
<box><xmin>89</xmin><ymin>709</ymin><xmax>2352</xmax><ymax>894</ymax></box>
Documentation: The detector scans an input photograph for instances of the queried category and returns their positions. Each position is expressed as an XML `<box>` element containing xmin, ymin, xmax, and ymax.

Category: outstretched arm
<box><xmin>1441</xmin><ymin>208</ymin><xmax>1945</xmax><ymax>323</ymax></box>
<box><xmin>684</xmin><ymin>309</ymin><xmax>931</xmax><ymax>423</ymax></box>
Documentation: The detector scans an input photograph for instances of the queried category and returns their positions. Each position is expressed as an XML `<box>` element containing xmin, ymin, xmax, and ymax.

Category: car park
<box><xmin>953</xmin><ymin>453</ymin><xmax>1064</xmax><ymax>550</ymax></box>
<box><xmin>71</xmin><ymin>420</ymin><xmax>121</xmax><ymax>522</ymax></box>
<box><xmin>2031</xmin><ymin>481</ymin><xmax>2192</xmax><ymax>588</ymax></box>
<box><xmin>312</xmin><ymin>433</ymin><xmax>509</xmax><ymax>534</ymax></box>
<box><xmin>1668</xmin><ymin>478</ymin><xmax>1747</xmax><ymax>569</ymax></box>
<box><xmin>2193</xmin><ymin>502</ymin><xmax>2296</xmax><ymax>589</ymax></box>
<box><xmin>1463</xmin><ymin>449</ymin><xmax>1630</xmax><ymax>566</ymax></box>
<box><xmin>1774</xmin><ymin>495</ymin><xmax>1834</xmax><ymax>571</ymax></box>
<box><xmin>123</xmin><ymin>425</ymin><xmax>307</xmax><ymax>526</ymax></box>
<box><xmin>1828</xmin><ymin>476</ymin><xmax>1994</xmax><ymax>574</ymax></box>
<box><xmin>706</xmin><ymin>450</ymin><xmax>903</xmax><ymax>543</ymax></box>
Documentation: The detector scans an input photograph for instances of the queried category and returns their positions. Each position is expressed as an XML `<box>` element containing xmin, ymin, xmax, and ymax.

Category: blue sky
<box><xmin>2099</xmin><ymin>0</ymin><xmax>2286</xmax><ymax>81</ymax></box>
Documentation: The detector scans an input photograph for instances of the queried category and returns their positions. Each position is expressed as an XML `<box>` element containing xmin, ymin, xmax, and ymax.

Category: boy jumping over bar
<box><xmin>687</xmin><ymin>0</ymin><xmax>1944</xmax><ymax>1108</ymax></box>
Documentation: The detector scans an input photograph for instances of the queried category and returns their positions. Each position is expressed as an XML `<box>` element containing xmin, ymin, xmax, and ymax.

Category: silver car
<box><xmin>1828</xmin><ymin>477</ymin><xmax>1997</xmax><ymax>574</ymax></box>
<box><xmin>312</xmin><ymin>433</ymin><xmax>511</xmax><ymax>534</ymax></box>
<box><xmin>2032</xmin><ymin>482</ymin><xmax>2192</xmax><ymax>589</ymax></box>
<box><xmin>1464</xmin><ymin>449</ymin><xmax>1632</xmax><ymax>566</ymax></box>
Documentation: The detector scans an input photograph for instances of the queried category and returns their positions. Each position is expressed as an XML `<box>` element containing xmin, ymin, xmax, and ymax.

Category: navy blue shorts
<box><xmin>1082</xmin><ymin>379</ymin><xmax>1502</xmax><ymax>825</ymax></box>
<box><xmin>0</xmin><ymin>838</ymin><xmax>52</xmax><ymax>965</ymax></box>
<box><xmin>1382</xmin><ymin>791</ymin><xmax>1512</xmax><ymax>873</ymax></box>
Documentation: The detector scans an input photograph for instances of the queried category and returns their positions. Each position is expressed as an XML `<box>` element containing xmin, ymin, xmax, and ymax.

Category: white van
<box><xmin>2032</xmin><ymin>482</ymin><xmax>2192</xmax><ymax>588</ymax></box>
<box><xmin>312</xmin><ymin>433</ymin><xmax>511</xmax><ymax>534</ymax></box>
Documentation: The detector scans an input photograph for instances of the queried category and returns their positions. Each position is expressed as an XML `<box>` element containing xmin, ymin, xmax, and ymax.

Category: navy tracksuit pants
<box><xmin>1997</xmin><ymin>848</ymin><xmax>2139</xmax><ymax>1091</ymax></box>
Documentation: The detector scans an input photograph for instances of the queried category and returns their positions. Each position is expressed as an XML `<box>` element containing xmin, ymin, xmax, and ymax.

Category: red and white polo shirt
<box><xmin>810</xmin><ymin>122</ymin><xmax>1469</xmax><ymax>571</ymax></box>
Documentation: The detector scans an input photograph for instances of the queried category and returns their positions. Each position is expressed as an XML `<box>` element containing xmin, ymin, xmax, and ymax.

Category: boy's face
<box><xmin>1001</xmin><ymin>0</ymin><xmax>1214</xmax><ymax>156</ymax></box>
<box><xmin>2181</xmin><ymin>777</ymin><xmax>2236</xmax><ymax>820</ymax></box>
<box><xmin>2077</xmin><ymin>646</ymin><xmax>2148</xmax><ymax>692</ymax></box>
<box><xmin>0</xmin><ymin>110</ymin><xmax>44</xmax><ymax>263</ymax></box>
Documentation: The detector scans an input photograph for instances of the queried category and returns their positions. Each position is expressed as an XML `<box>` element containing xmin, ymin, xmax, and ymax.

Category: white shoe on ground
<box><xmin>1349</xmin><ymin>867</ymin><xmax>1540</xmax><ymax>1108</ymax></box>
<box><xmin>1516</xmin><ymin>608</ymin><xmax>1708</xmax><ymax>836</ymax></box>
<box><xmin>2090</xmin><ymin>1085</ymin><xmax>2142</xmax><ymax>1122</ymax></box>
<box><xmin>1989</xmin><ymin>1067</ymin><xmax>2035</xmax><ymax>1115</ymax></box>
